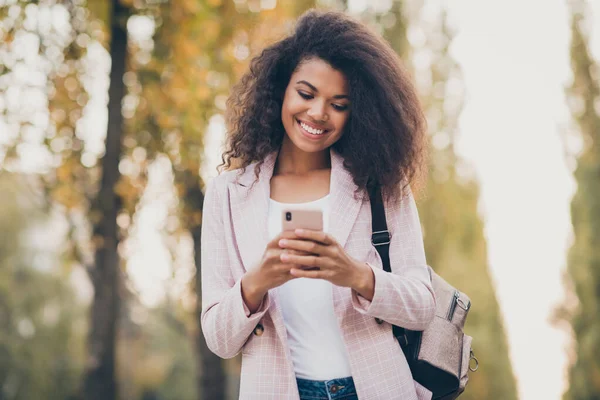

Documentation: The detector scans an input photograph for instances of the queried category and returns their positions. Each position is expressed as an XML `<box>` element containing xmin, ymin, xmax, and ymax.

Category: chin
<box><xmin>290</xmin><ymin>136</ymin><xmax>332</xmax><ymax>154</ymax></box>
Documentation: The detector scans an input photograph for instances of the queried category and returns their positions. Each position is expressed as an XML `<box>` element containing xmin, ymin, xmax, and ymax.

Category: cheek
<box><xmin>283</xmin><ymin>97</ymin><xmax>305</xmax><ymax>116</ymax></box>
<box><xmin>281</xmin><ymin>101</ymin><xmax>294</xmax><ymax>128</ymax></box>
<box><xmin>282</xmin><ymin>88</ymin><xmax>303</xmax><ymax>113</ymax></box>
<box><xmin>280</xmin><ymin>95</ymin><xmax>290</xmax><ymax>116</ymax></box>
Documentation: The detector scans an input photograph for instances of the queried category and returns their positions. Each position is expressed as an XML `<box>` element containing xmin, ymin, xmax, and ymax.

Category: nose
<box><xmin>307</xmin><ymin>100</ymin><xmax>328</xmax><ymax>122</ymax></box>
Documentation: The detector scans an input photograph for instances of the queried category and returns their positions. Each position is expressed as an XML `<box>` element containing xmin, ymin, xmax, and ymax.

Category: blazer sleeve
<box><xmin>200</xmin><ymin>177</ymin><xmax>271</xmax><ymax>359</ymax></box>
<box><xmin>351</xmin><ymin>185</ymin><xmax>436</xmax><ymax>331</ymax></box>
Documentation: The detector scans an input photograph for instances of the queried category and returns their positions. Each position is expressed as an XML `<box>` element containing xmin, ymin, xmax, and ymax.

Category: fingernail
<box><xmin>279</xmin><ymin>239</ymin><xmax>287</xmax><ymax>247</ymax></box>
<box><xmin>295</xmin><ymin>229</ymin><xmax>304</xmax><ymax>235</ymax></box>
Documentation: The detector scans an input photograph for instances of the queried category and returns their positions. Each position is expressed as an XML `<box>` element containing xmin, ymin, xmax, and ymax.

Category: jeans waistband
<box><xmin>296</xmin><ymin>376</ymin><xmax>357</xmax><ymax>400</ymax></box>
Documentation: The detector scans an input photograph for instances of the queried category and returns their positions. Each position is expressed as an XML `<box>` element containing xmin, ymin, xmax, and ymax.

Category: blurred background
<box><xmin>0</xmin><ymin>0</ymin><xmax>598</xmax><ymax>399</ymax></box>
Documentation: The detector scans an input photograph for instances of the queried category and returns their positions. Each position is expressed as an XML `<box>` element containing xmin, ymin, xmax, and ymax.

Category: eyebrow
<box><xmin>296</xmin><ymin>80</ymin><xmax>349</xmax><ymax>100</ymax></box>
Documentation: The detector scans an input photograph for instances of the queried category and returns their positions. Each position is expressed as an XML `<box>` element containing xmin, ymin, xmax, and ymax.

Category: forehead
<box><xmin>291</xmin><ymin>58</ymin><xmax>348</xmax><ymax>94</ymax></box>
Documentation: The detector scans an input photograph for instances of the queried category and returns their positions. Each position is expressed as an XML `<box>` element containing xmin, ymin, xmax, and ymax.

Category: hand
<box><xmin>241</xmin><ymin>231</ymin><xmax>312</xmax><ymax>313</ymax></box>
<box><xmin>278</xmin><ymin>229</ymin><xmax>374</xmax><ymax>294</ymax></box>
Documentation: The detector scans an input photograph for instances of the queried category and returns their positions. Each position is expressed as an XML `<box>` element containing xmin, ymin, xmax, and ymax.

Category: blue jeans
<box><xmin>296</xmin><ymin>376</ymin><xmax>358</xmax><ymax>400</ymax></box>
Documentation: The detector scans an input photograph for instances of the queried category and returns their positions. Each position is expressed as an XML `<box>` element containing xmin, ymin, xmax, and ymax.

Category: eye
<box><xmin>297</xmin><ymin>91</ymin><xmax>313</xmax><ymax>100</ymax></box>
<box><xmin>332</xmin><ymin>103</ymin><xmax>349</xmax><ymax>112</ymax></box>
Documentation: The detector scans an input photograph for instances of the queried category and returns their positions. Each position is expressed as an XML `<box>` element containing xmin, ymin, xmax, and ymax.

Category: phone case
<box><xmin>281</xmin><ymin>209</ymin><xmax>324</xmax><ymax>232</ymax></box>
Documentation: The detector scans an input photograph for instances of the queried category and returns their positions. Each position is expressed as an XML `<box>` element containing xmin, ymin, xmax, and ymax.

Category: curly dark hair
<box><xmin>222</xmin><ymin>9</ymin><xmax>427</xmax><ymax>200</ymax></box>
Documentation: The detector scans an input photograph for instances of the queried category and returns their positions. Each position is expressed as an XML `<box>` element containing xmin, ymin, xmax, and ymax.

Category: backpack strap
<box><xmin>368</xmin><ymin>186</ymin><xmax>392</xmax><ymax>273</ymax></box>
<box><xmin>369</xmin><ymin>186</ymin><xmax>408</xmax><ymax>346</ymax></box>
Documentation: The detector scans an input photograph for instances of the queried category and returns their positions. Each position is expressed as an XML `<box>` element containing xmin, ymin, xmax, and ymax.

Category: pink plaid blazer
<box><xmin>201</xmin><ymin>149</ymin><xmax>436</xmax><ymax>399</ymax></box>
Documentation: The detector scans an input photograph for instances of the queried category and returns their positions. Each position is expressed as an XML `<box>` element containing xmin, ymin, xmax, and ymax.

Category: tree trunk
<box><xmin>82</xmin><ymin>1</ymin><xmax>128</xmax><ymax>399</ymax></box>
<box><xmin>185</xmin><ymin>172</ymin><xmax>226</xmax><ymax>400</ymax></box>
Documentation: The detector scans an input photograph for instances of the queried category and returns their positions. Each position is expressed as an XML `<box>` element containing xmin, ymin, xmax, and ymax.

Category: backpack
<box><xmin>369</xmin><ymin>187</ymin><xmax>478</xmax><ymax>399</ymax></box>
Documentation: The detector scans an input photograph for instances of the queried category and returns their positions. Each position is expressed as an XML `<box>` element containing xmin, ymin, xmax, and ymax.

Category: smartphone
<box><xmin>281</xmin><ymin>209</ymin><xmax>324</xmax><ymax>232</ymax></box>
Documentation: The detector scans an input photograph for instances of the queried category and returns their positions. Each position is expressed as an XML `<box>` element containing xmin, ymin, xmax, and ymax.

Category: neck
<box><xmin>274</xmin><ymin>136</ymin><xmax>331</xmax><ymax>175</ymax></box>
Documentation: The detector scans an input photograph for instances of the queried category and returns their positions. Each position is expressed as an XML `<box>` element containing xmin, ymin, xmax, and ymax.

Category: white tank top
<box><xmin>267</xmin><ymin>195</ymin><xmax>353</xmax><ymax>380</ymax></box>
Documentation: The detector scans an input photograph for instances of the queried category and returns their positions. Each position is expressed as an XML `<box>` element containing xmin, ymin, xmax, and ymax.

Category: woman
<box><xmin>201</xmin><ymin>10</ymin><xmax>435</xmax><ymax>400</ymax></box>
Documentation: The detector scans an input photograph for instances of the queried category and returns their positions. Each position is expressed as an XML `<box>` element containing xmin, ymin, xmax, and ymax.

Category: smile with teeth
<box><xmin>298</xmin><ymin>119</ymin><xmax>328</xmax><ymax>135</ymax></box>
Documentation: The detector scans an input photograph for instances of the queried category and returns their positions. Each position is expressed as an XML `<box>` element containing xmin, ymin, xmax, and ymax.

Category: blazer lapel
<box><xmin>227</xmin><ymin>152</ymin><xmax>297</xmax><ymax>373</ymax></box>
<box><xmin>228</xmin><ymin>152</ymin><xmax>277</xmax><ymax>273</ymax></box>
<box><xmin>328</xmin><ymin>149</ymin><xmax>365</xmax><ymax>249</ymax></box>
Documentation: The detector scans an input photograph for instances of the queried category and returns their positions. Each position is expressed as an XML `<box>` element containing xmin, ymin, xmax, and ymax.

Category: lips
<box><xmin>295</xmin><ymin>118</ymin><xmax>330</xmax><ymax>138</ymax></box>
<box><xmin>297</xmin><ymin>118</ymin><xmax>328</xmax><ymax>132</ymax></box>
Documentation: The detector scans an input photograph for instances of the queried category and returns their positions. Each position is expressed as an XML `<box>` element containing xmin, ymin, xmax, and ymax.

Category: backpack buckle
<box><xmin>469</xmin><ymin>350</ymin><xmax>479</xmax><ymax>372</ymax></box>
<box><xmin>398</xmin><ymin>332</ymin><xmax>409</xmax><ymax>347</ymax></box>
<box><xmin>371</xmin><ymin>230</ymin><xmax>391</xmax><ymax>246</ymax></box>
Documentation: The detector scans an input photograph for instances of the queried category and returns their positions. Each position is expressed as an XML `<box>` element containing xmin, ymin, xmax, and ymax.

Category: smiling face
<box><xmin>280</xmin><ymin>57</ymin><xmax>350</xmax><ymax>154</ymax></box>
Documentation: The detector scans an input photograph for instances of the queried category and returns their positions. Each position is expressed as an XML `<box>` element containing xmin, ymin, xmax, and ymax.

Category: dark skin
<box><xmin>269</xmin><ymin>168</ymin><xmax>330</xmax><ymax>203</ymax></box>
<box><xmin>240</xmin><ymin>58</ymin><xmax>375</xmax><ymax>314</ymax></box>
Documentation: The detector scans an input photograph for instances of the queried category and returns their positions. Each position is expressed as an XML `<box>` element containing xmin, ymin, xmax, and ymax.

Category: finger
<box><xmin>277</xmin><ymin>263</ymin><xmax>304</xmax><ymax>273</ymax></box>
<box><xmin>279</xmin><ymin>239</ymin><xmax>325</xmax><ymax>255</ymax></box>
<box><xmin>266</xmin><ymin>249</ymin><xmax>308</xmax><ymax>263</ymax></box>
<box><xmin>268</xmin><ymin>231</ymin><xmax>298</xmax><ymax>247</ymax></box>
<box><xmin>279</xmin><ymin>230</ymin><xmax>300</xmax><ymax>240</ymax></box>
<box><xmin>283</xmin><ymin>249</ymin><xmax>313</xmax><ymax>256</ymax></box>
<box><xmin>289</xmin><ymin>267</ymin><xmax>327</xmax><ymax>279</ymax></box>
<box><xmin>294</xmin><ymin>229</ymin><xmax>334</xmax><ymax>245</ymax></box>
<box><xmin>280</xmin><ymin>253</ymin><xmax>323</xmax><ymax>268</ymax></box>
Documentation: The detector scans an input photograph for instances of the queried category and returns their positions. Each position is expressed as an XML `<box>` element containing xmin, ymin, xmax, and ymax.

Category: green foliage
<box><xmin>131</xmin><ymin>0</ymin><xmax>317</xmax><ymax>225</ymax></box>
<box><xmin>562</xmin><ymin>3</ymin><xmax>600</xmax><ymax>398</ymax></box>
<box><xmin>419</xmin><ymin>174</ymin><xmax>518</xmax><ymax>399</ymax></box>
<box><xmin>377</xmin><ymin>2</ymin><xmax>519</xmax><ymax>398</ymax></box>
<box><xmin>116</xmin><ymin>302</ymin><xmax>197</xmax><ymax>400</ymax></box>
<box><xmin>0</xmin><ymin>173</ymin><xmax>86</xmax><ymax>400</ymax></box>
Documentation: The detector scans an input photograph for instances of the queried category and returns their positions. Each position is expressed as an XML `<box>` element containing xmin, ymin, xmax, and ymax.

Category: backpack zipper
<box><xmin>447</xmin><ymin>290</ymin><xmax>460</xmax><ymax>321</ymax></box>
